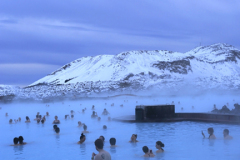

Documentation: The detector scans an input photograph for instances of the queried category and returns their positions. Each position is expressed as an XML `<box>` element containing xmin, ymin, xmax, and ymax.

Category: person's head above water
<box><xmin>54</xmin><ymin>116</ymin><xmax>58</xmax><ymax>120</ymax></box>
<box><xmin>83</xmin><ymin>124</ymin><xmax>87</xmax><ymax>131</ymax></box>
<box><xmin>223</xmin><ymin>129</ymin><xmax>229</xmax><ymax>137</ymax></box>
<box><xmin>37</xmin><ymin>119</ymin><xmax>40</xmax><ymax>123</ymax></box>
<box><xmin>55</xmin><ymin>127</ymin><xmax>60</xmax><ymax>134</ymax></box>
<box><xmin>26</xmin><ymin>116</ymin><xmax>29</xmax><ymax>121</ymax></box>
<box><xmin>142</xmin><ymin>146</ymin><xmax>149</xmax><ymax>153</ymax></box>
<box><xmin>109</xmin><ymin>138</ymin><xmax>116</xmax><ymax>146</ymax></box>
<box><xmin>71</xmin><ymin>115</ymin><xmax>74</xmax><ymax>118</ymax></box>
<box><xmin>9</xmin><ymin>119</ymin><xmax>13</xmax><ymax>123</ymax></box>
<box><xmin>53</xmin><ymin>124</ymin><xmax>58</xmax><ymax>130</ymax></box>
<box><xmin>208</xmin><ymin>128</ymin><xmax>214</xmax><ymax>135</ymax></box>
<box><xmin>156</xmin><ymin>141</ymin><xmax>164</xmax><ymax>149</ymax></box>
<box><xmin>78</xmin><ymin>121</ymin><xmax>82</xmax><ymax>125</ymax></box>
<box><xmin>18</xmin><ymin>136</ymin><xmax>24</xmax><ymax>144</ymax></box>
<box><xmin>95</xmin><ymin>139</ymin><xmax>104</xmax><ymax>150</ymax></box>
<box><xmin>79</xmin><ymin>133</ymin><xmax>86</xmax><ymax>144</ymax></box>
<box><xmin>103</xmin><ymin>125</ymin><xmax>107</xmax><ymax>129</ymax></box>
<box><xmin>13</xmin><ymin>137</ymin><xmax>19</xmax><ymax>145</ymax></box>
<box><xmin>41</xmin><ymin>119</ymin><xmax>44</xmax><ymax>124</ymax></box>
<box><xmin>99</xmin><ymin>136</ymin><xmax>105</xmax><ymax>142</ymax></box>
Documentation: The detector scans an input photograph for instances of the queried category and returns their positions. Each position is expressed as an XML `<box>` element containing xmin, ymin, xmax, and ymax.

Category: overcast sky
<box><xmin>0</xmin><ymin>0</ymin><xmax>240</xmax><ymax>86</ymax></box>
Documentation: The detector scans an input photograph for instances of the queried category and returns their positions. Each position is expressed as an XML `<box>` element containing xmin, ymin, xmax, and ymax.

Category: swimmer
<box><xmin>12</xmin><ymin>137</ymin><xmax>19</xmax><ymax>146</ymax></box>
<box><xmin>99</xmin><ymin>136</ymin><xmax>105</xmax><ymax>142</ymax></box>
<box><xmin>5</xmin><ymin>113</ymin><xmax>8</xmax><ymax>116</ymax></box>
<box><xmin>18</xmin><ymin>136</ymin><xmax>26</xmax><ymax>145</ymax></box>
<box><xmin>82</xmin><ymin>124</ymin><xmax>89</xmax><ymax>133</ymax></box>
<box><xmin>25</xmin><ymin>116</ymin><xmax>30</xmax><ymax>123</ymax></box>
<box><xmin>108</xmin><ymin>117</ymin><xmax>111</xmax><ymax>121</ymax></box>
<box><xmin>53</xmin><ymin>124</ymin><xmax>58</xmax><ymax>130</ymax></box>
<box><xmin>78</xmin><ymin>133</ymin><xmax>86</xmax><ymax>144</ymax></box>
<box><xmin>14</xmin><ymin>119</ymin><xmax>18</xmax><ymax>123</ymax></box>
<box><xmin>142</xmin><ymin>146</ymin><xmax>155</xmax><ymax>157</ymax></box>
<box><xmin>92</xmin><ymin>105</ymin><xmax>95</xmax><ymax>110</ymax></box>
<box><xmin>78</xmin><ymin>121</ymin><xmax>83</xmax><ymax>127</ymax></box>
<box><xmin>18</xmin><ymin>117</ymin><xmax>21</xmax><ymax>122</ymax></box>
<box><xmin>55</xmin><ymin>127</ymin><xmax>60</xmax><ymax>134</ymax></box>
<box><xmin>92</xmin><ymin>139</ymin><xmax>111</xmax><ymax>160</ymax></box>
<box><xmin>129</xmin><ymin>134</ymin><xmax>138</xmax><ymax>142</ymax></box>
<box><xmin>41</xmin><ymin>119</ymin><xmax>45</xmax><ymax>124</ymax></box>
<box><xmin>102</xmin><ymin>108</ymin><xmax>109</xmax><ymax>115</ymax></box>
<box><xmin>98</xmin><ymin>117</ymin><xmax>101</xmax><ymax>121</ymax></box>
<box><xmin>65</xmin><ymin>115</ymin><xmax>69</xmax><ymax>119</ymax></box>
<box><xmin>52</xmin><ymin>116</ymin><xmax>60</xmax><ymax>124</ymax></box>
<box><xmin>109</xmin><ymin>138</ymin><xmax>117</xmax><ymax>147</ymax></box>
<box><xmin>42</xmin><ymin>116</ymin><xmax>46</xmax><ymax>121</ymax></box>
<box><xmin>37</xmin><ymin>119</ymin><xmax>40</xmax><ymax>123</ymax></box>
<box><xmin>9</xmin><ymin>119</ymin><xmax>13</xmax><ymax>124</ymax></box>
<box><xmin>202</xmin><ymin>127</ymin><xmax>216</xmax><ymax>139</ymax></box>
<box><xmin>46</xmin><ymin>112</ymin><xmax>49</xmax><ymax>116</ymax></box>
<box><xmin>120</xmin><ymin>104</ymin><xmax>123</xmax><ymax>107</ymax></box>
<box><xmin>71</xmin><ymin>115</ymin><xmax>74</xmax><ymax>119</ymax></box>
<box><xmin>223</xmin><ymin>129</ymin><xmax>233</xmax><ymax>139</ymax></box>
<box><xmin>103</xmin><ymin>125</ymin><xmax>107</xmax><ymax>129</ymax></box>
<box><xmin>91</xmin><ymin>111</ymin><xmax>98</xmax><ymax>118</ymax></box>
<box><xmin>82</xmin><ymin>109</ymin><xmax>85</xmax><ymax>113</ymax></box>
<box><xmin>155</xmin><ymin>141</ymin><xmax>164</xmax><ymax>153</ymax></box>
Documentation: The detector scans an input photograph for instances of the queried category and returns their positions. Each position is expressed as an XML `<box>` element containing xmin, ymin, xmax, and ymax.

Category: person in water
<box><xmin>71</xmin><ymin>115</ymin><xmax>74</xmax><ymax>119</ymax></box>
<box><xmin>92</xmin><ymin>105</ymin><xmax>95</xmax><ymax>110</ymax></box>
<box><xmin>99</xmin><ymin>136</ymin><xmax>105</xmax><ymax>142</ymax></box>
<box><xmin>155</xmin><ymin>141</ymin><xmax>164</xmax><ymax>153</ymax></box>
<box><xmin>129</xmin><ymin>134</ymin><xmax>138</xmax><ymax>142</ymax></box>
<box><xmin>142</xmin><ymin>146</ymin><xmax>155</xmax><ymax>157</ymax></box>
<box><xmin>13</xmin><ymin>137</ymin><xmax>19</xmax><ymax>145</ymax></box>
<box><xmin>46</xmin><ymin>112</ymin><xmax>49</xmax><ymax>116</ymax></box>
<box><xmin>18</xmin><ymin>117</ymin><xmax>21</xmax><ymax>122</ymax></box>
<box><xmin>18</xmin><ymin>136</ymin><xmax>26</xmax><ymax>145</ymax></box>
<box><xmin>78</xmin><ymin>121</ymin><xmax>83</xmax><ymax>127</ymax></box>
<box><xmin>92</xmin><ymin>139</ymin><xmax>111</xmax><ymax>160</ymax></box>
<box><xmin>25</xmin><ymin>116</ymin><xmax>30</xmax><ymax>123</ymax></box>
<box><xmin>5</xmin><ymin>113</ymin><xmax>8</xmax><ymax>116</ymax></box>
<box><xmin>102</xmin><ymin>108</ymin><xmax>109</xmax><ymax>115</ymax></box>
<box><xmin>55</xmin><ymin>127</ymin><xmax>60</xmax><ymax>134</ymax></box>
<box><xmin>9</xmin><ymin>119</ymin><xmax>13</xmax><ymax>124</ymax></box>
<box><xmin>109</xmin><ymin>138</ymin><xmax>117</xmax><ymax>147</ymax></box>
<box><xmin>53</xmin><ymin>124</ymin><xmax>58</xmax><ymax>130</ymax></box>
<box><xmin>202</xmin><ymin>127</ymin><xmax>216</xmax><ymax>139</ymax></box>
<box><xmin>78</xmin><ymin>133</ymin><xmax>86</xmax><ymax>144</ymax></box>
<box><xmin>53</xmin><ymin>116</ymin><xmax>60</xmax><ymax>124</ymax></box>
<box><xmin>91</xmin><ymin>111</ymin><xmax>98</xmax><ymax>118</ymax></box>
<box><xmin>103</xmin><ymin>125</ymin><xmax>107</xmax><ymax>130</ymax></box>
<box><xmin>82</xmin><ymin>124</ymin><xmax>89</xmax><ymax>133</ymax></box>
<box><xmin>223</xmin><ymin>129</ymin><xmax>233</xmax><ymax>139</ymax></box>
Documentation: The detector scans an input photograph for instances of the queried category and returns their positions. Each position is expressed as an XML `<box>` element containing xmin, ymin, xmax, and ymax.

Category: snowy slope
<box><xmin>31</xmin><ymin>43</ymin><xmax>240</xmax><ymax>87</ymax></box>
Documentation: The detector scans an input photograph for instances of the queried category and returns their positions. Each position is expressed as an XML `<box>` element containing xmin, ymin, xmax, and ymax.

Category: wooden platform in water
<box><xmin>113</xmin><ymin>113</ymin><xmax>240</xmax><ymax>124</ymax></box>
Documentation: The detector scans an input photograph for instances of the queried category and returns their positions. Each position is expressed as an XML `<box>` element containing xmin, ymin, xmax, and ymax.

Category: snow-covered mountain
<box><xmin>1</xmin><ymin>43</ymin><xmax>240</xmax><ymax>102</ymax></box>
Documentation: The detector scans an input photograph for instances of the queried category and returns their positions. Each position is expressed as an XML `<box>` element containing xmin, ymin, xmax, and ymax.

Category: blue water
<box><xmin>1</xmin><ymin>95</ymin><xmax>240</xmax><ymax>160</ymax></box>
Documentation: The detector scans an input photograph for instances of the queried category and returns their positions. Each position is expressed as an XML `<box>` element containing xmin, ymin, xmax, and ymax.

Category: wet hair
<box><xmin>18</xmin><ymin>136</ymin><xmax>24</xmax><ymax>144</ymax></box>
<box><xmin>55</xmin><ymin>127</ymin><xmax>60</xmax><ymax>133</ymax></box>
<box><xmin>80</xmin><ymin>133</ymin><xmax>85</xmax><ymax>140</ymax></box>
<box><xmin>41</xmin><ymin>119</ymin><xmax>44</xmax><ymax>124</ymax></box>
<box><xmin>109</xmin><ymin>138</ymin><xmax>116</xmax><ymax>145</ymax></box>
<box><xmin>95</xmin><ymin>139</ymin><xmax>104</xmax><ymax>149</ymax></box>
<box><xmin>208</xmin><ymin>128</ymin><xmax>214</xmax><ymax>135</ymax></box>
<box><xmin>156</xmin><ymin>141</ymin><xmax>165</xmax><ymax>147</ymax></box>
<box><xmin>83</xmin><ymin>124</ymin><xmax>87</xmax><ymax>130</ymax></box>
<box><xmin>142</xmin><ymin>146</ymin><xmax>149</xmax><ymax>153</ymax></box>
<box><xmin>13</xmin><ymin>137</ymin><xmax>19</xmax><ymax>144</ymax></box>
<box><xmin>103</xmin><ymin>125</ymin><xmax>107</xmax><ymax>129</ymax></box>
<box><xmin>53</xmin><ymin>124</ymin><xmax>58</xmax><ymax>130</ymax></box>
<box><xmin>133</xmin><ymin>134</ymin><xmax>137</xmax><ymax>138</ymax></box>
<box><xmin>99</xmin><ymin>136</ymin><xmax>105</xmax><ymax>142</ymax></box>
<box><xmin>71</xmin><ymin>115</ymin><xmax>74</xmax><ymax>118</ymax></box>
<box><xmin>224</xmin><ymin>129</ymin><xmax>229</xmax><ymax>135</ymax></box>
<box><xmin>26</xmin><ymin>116</ymin><xmax>29</xmax><ymax>120</ymax></box>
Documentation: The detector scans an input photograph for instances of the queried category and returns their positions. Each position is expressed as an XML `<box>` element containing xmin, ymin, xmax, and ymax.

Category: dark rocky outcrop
<box><xmin>152</xmin><ymin>59</ymin><xmax>192</xmax><ymax>74</ymax></box>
